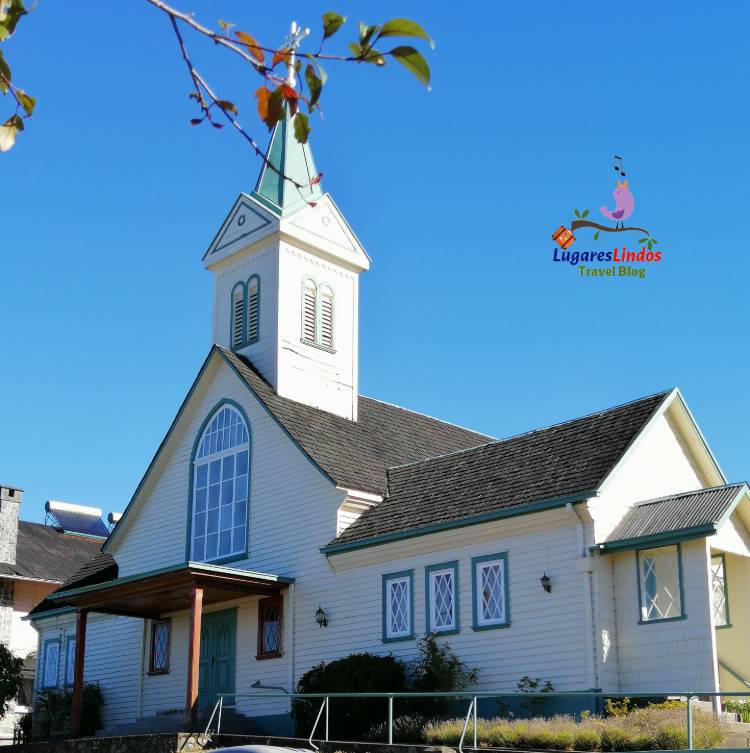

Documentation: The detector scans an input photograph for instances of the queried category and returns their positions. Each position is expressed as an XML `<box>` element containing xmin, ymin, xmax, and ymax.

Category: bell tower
<box><xmin>202</xmin><ymin>25</ymin><xmax>370</xmax><ymax>420</ymax></box>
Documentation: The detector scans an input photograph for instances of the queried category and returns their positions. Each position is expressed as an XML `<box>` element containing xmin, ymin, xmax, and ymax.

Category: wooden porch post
<box><xmin>70</xmin><ymin>609</ymin><xmax>88</xmax><ymax>737</ymax></box>
<box><xmin>186</xmin><ymin>585</ymin><xmax>203</xmax><ymax>727</ymax></box>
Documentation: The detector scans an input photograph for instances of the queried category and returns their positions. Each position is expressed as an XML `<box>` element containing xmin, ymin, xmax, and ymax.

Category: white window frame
<box><xmin>472</xmin><ymin>553</ymin><xmax>509</xmax><ymax>629</ymax></box>
<box><xmin>711</xmin><ymin>553</ymin><xmax>730</xmax><ymax>628</ymax></box>
<box><xmin>637</xmin><ymin>544</ymin><xmax>684</xmax><ymax>623</ymax></box>
<box><xmin>64</xmin><ymin>635</ymin><xmax>76</xmax><ymax>687</ymax></box>
<box><xmin>426</xmin><ymin>561</ymin><xmax>459</xmax><ymax>634</ymax></box>
<box><xmin>382</xmin><ymin>571</ymin><xmax>413</xmax><ymax>642</ymax></box>
<box><xmin>42</xmin><ymin>638</ymin><xmax>59</xmax><ymax>689</ymax></box>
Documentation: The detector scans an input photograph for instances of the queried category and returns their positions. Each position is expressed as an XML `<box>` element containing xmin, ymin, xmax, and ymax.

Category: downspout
<box><xmin>138</xmin><ymin>619</ymin><xmax>147</xmax><ymax>718</ymax></box>
<box><xmin>287</xmin><ymin>584</ymin><xmax>295</xmax><ymax>697</ymax></box>
<box><xmin>566</xmin><ymin>502</ymin><xmax>599</xmax><ymax>692</ymax></box>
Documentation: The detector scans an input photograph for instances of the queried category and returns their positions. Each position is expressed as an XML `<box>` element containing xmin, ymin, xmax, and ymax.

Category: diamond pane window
<box><xmin>711</xmin><ymin>554</ymin><xmax>729</xmax><ymax>627</ymax></box>
<box><xmin>192</xmin><ymin>405</ymin><xmax>250</xmax><ymax>562</ymax></box>
<box><xmin>638</xmin><ymin>545</ymin><xmax>683</xmax><ymax>622</ymax></box>
<box><xmin>427</xmin><ymin>563</ymin><xmax>458</xmax><ymax>633</ymax></box>
<box><xmin>65</xmin><ymin>636</ymin><xmax>76</xmax><ymax>686</ymax></box>
<box><xmin>473</xmin><ymin>554</ymin><xmax>508</xmax><ymax>628</ymax></box>
<box><xmin>42</xmin><ymin>640</ymin><xmax>59</xmax><ymax>688</ymax></box>
<box><xmin>150</xmin><ymin>621</ymin><xmax>170</xmax><ymax>674</ymax></box>
<box><xmin>383</xmin><ymin>572</ymin><xmax>412</xmax><ymax>640</ymax></box>
<box><xmin>258</xmin><ymin>596</ymin><xmax>283</xmax><ymax>658</ymax></box>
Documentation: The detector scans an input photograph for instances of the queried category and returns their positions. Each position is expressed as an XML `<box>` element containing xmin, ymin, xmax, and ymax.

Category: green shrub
<box><xmin>0</xmin><ymin>644</ymin><xmax>23</xmax><ymax>717</ymax></box>
<box><xmin>724</xmin><ymin>699</ymin><xmax>750</xmax><ymax>723</ymax></box>
<box><xmin>653</xmin><ymin>724</ymin><xmax>687</xmax><ymax>750</ymax></box>
<box><xmin>365</xmin><ymin>713</ymin><xmax>430</xmax><ymax>743</ymax></box>
<box><xmin>31</xmin><ymin>683</ymin><xmax>104</xmax><ymax>740</ymax></box>
<box><xmin>573</xmin><ymin>729</ymin><xmax>600</xmax><ymax>751</ymax></box>
<box><xmin>293</xmin><ymin>653</ymin><xmax>408</xmax><ymax>739</ymax></box>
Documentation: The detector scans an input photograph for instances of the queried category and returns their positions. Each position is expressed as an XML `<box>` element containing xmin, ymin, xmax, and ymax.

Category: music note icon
<box><xmin>614</xmin><ymin>155</ymin><xmax>626</xmax><ymax>177</ymax></box>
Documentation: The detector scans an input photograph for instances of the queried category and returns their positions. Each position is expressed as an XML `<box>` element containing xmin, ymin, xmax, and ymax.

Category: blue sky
<box><xmin>2</xmin><ymin>1</ymin><xmax>749</xmax><ymax>523</ymax></box>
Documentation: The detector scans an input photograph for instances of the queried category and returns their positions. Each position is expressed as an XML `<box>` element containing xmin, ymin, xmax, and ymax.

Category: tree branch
<box><xmin>571</xmin><ymin>219</ymin><xmax>652</xmax><ymax>236</ymax></box>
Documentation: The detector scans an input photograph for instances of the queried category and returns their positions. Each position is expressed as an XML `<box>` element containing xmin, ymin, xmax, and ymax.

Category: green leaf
<box><xmin>650</xmin><ymin>238</ymin><xmax>658</xmax><ymax>244</ymax></box>
<box><xmin>574</xmin><ymin>209</ymin><xmax>581</xmax><ymax>218</ymax></box>
<box><xmin>322</xmin><ymin>11</ymin><xmax>346</xmax><ymax>39</ymax></box>
<box><xmin>581</xmin><ymin>209</ymin><xmax>589</xmax><ymax>218</ymax></box>
<box><xmin>293</xmin><ymin>111</ymin><xmax>311</xmax><ymax>144</ymax></box>
<box><xmin>389</xmin><ymin>46</ymin><xmax>430</xmax><ymax>87</ymax></box>
<box><xmin>637</xmin><ymin>237</ymin><xmax>648</xmax><ymax>244</ymax></box>
<box><xmin>647</xmin><ymin>240</ymin><xmax>653</xmax><ymax>250</ymax></box>
<box><xmin>218</xmin><ymin>19</ymin><xmax>235</xmax><ymax>31</ymax></box>
<box><xmin>0</xmin><ymin>123</ymin><xmax>17</xmax><ymax>152</ymax></box>
<box><xmin>0</xmin><ymin>50</ymin><xmax>11</xmax><ymax>93</ymax></box>
<box><xmin>593</xmin><ymin>231</ymin><xmax>600</xmax><ymax>241</ymax></box>
<box><xmin>0</xmin><ymin>0</ymin><xmax>26</xmax><ymax>39</ymax></box>
<box><xmin>358</xmin><ymin>22</ymin><xmax>379</xmax><ymax>48</ymax></box>
<box><xmin>376</xmin><ymin>18</ymin><xmax>434</xmax><ymax>49</ymax></box>
<box><xmin>304</xmin><ymin>63</ymin><xmax>323</xmax><ymax>109</ymax></box>
<box><xmin>16</xmin><ymin>88</ymin><xmax>35</xmax><ymax>116</ymax></box>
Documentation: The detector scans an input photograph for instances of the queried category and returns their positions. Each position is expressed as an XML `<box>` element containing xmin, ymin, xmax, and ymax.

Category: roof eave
<box><xmin>322</xmin><ymin>491</ymin><xmax>597</xmax><ymax>556</ymax></box>
<box><xmin>596</xmin><ymin>523</ymin><xmax>718</xmax><ymax>553</ymax></box>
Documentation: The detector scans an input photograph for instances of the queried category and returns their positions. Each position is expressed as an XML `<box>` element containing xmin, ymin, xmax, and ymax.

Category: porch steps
<box><xmin>96</xmin><ymin>708</ymin><xmax>265</xmax><ymax>738</ymax></box>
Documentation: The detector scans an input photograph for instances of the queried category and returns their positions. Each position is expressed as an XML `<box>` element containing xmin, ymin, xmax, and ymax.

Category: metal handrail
<box><xmin>214</xmin><ymin>688</ymin><xmax>750</xmax><ymax>751</ymax></box>
<box><xmin>203</xmin><ymin>695</ymin><xmax>223</xmax><ymax>737</ymax></box>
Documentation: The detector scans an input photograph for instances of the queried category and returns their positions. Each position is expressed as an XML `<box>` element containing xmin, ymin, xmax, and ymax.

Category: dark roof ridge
<box><xmin>632</xmin><ymin>482</ymin><xmax>747</xmax><ymax>509</ymax></box>
<box><xmin>386</xmin><ymin>388</ymin><xmax>675</xmax><ymax>475</ymax></box>
<box><xmin>360</xmin><ymin>395</ymin><xmax>494</xmax><ymax>439</ymax></box>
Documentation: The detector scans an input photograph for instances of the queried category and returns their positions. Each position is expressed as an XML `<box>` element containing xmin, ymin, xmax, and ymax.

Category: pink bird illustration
<box><xmin>600</xmin><ymin>179</ymin><xmax>634</xmax><ymax>229</ymax></box>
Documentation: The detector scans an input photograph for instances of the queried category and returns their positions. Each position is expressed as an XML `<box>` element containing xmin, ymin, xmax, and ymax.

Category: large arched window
<box><xmin>191</xmin><ymin>404</ymin><xmax>250</xmax><ymax>563</ymax></box>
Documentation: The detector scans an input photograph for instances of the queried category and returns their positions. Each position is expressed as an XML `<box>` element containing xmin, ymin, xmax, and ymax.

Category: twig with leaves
<box><xmin>571</xmin><ymin>208</ymin><xmax>658</xmax><ymax>248</ymax></box>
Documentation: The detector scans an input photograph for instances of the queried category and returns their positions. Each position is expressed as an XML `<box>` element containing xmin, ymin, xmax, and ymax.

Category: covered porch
<box><xmin>47</xmin><ymin>562</ymin><xmax>294</xmax><ymax>735</ymax></box>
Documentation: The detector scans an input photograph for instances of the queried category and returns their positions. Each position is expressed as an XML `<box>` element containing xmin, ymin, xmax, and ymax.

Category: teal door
<box><xmin>198</xmin><ymin>608</ymin><xmax>237</xmax><ymax>711</ymax></box>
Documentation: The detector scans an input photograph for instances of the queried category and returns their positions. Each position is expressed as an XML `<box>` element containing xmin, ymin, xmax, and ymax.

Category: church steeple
<box><xmin>250</xmin><ymin>108</ymin><xmax>323</xmax><ymax>215</ymax></box>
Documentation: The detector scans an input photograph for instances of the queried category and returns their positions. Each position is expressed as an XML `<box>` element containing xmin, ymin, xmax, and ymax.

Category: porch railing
<box><xmin>205</xmin><ymin>689</ymin><xmax>750</xmax><ymax>751</ymax></box>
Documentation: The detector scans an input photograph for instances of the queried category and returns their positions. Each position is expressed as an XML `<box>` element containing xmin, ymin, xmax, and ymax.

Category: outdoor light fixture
<box><xmin>540</xmin><ymin>573</ymin><xmax>552</xmax><ymax>593</ymax></box>
<box><xmin>315</xmin><ymin>606</ymin><xmax>328</xmax><ymax>627</ymax></box>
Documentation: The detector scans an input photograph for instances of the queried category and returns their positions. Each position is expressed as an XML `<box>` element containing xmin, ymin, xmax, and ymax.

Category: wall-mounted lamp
<box><xmin>315</xmin><ymin>606</ymin><xmax>328</xmax><ymax>628</ymax></box>
<box><xmin>540</xmin><ymin>573</ymin><xmax>552</xmax><ymax>593</ymax></box>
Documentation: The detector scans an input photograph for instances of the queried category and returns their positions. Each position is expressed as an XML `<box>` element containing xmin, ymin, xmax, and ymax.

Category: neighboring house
<box><xmin>29</xmin><ymin>108</ymin><xmax>750</xmax><ymax>738</ymax></box>
<box><xmin>0</xmin><ymin>488</ymin><xmax>105</xmax><ymax>743</ymax></box>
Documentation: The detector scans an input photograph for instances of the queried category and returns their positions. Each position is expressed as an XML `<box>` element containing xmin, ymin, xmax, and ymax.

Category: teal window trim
<box><xmin>382</xmin><ymin>569</ymin><xmax>414</xmax><ymax>643</ymax></box>
<box><xmin>471</xmin><ymin>552</ymin><xmax>510</xmax><ymax>631</ymax></box>
<box><xmin>63</xmin><ymin>635</ymin><xmax>76</xmax><ymax>688</ymax></box>
<box><xmin>635</xmin><ymin>543</ymin><xmax>687</xmax><ymax>625</ymax></box>
<box><xmin>184</xmin><ymin>399</ymin><xmax>252</xmax><ymax>565</ymax></box>
<box><xmin>425</xmin><ymin>561</ymin><xmax>459</xmax><ymax>636</ymax></box>
<box><xmin>711</xmin><ymin>552</ymin><xmax>732</xmax><ymax>629</ymax></box>
<box><xmin>41</xmin><ymin>637</ymin><xmax>60</xmax><ymax>689</ymax></box>
<box><xmin>230</xmin><ymin>281</ymin><xmax>247</xmax><ymax>351</ymax></box>
<box><xmin>245</xmin><ymin>274</ymin><xmax>261</xmax><ymax>345</ymax></box>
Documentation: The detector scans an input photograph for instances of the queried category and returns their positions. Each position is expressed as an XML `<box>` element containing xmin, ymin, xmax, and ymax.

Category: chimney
<box><xmin>0</xmin><ymin>485</ymin><xmax>23</xmax><ymax>566</ymax></box>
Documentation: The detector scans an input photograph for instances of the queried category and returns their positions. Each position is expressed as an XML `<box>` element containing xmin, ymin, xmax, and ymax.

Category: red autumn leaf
<box><xmin>272</xmin><ymin>48</ymin><xmax>292</xmax><ymax>67</ymax></box>
<box><xmin>255</xmin><ymin>85</ymin><xmax>270</xmax><ymax>121</ymax></box>
<box><xmin>235</xmin><ymin>30</ymin><xmax>264</xmax><ymax>65</ymax></box>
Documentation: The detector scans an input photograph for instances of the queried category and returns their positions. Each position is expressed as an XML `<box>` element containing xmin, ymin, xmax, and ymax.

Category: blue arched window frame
<box><xmin>186</xmin><ymin>400</ymin><xmax>252</xmax><ymax>565</ymax></box>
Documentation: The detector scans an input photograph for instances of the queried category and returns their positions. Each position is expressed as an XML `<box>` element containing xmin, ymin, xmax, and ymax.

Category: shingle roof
<box><xmin>326</xmin><ymin>390</ymin><xmax>672</xmax><ymax>551</ymax></box>
<box><xmin>0</xmin><ymin>522</ymin><xmax>104</xmax><ymax>583</ymax></box>
<box><xmin>221</xmin><ymin>348</ymin><xmax>493</xmax><ymax>495</ymax></box>
<box><xmin>601</xmin><ymin>483</ymin><xmax>748</xmax><ymax>550</ymax></box>
<box><xmin>28</xmin><ymin>551</ymin><xmax>118</xmax><ymax>618</ymax></box>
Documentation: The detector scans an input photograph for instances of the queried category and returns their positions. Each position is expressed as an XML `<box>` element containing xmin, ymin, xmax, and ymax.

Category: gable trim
<box><xmin>322</xmin><ymin>492</ymin><xmax>596</xmax><ymax>556</ymax></box>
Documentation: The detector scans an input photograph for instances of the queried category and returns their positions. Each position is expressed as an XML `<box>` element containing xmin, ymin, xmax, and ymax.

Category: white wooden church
<box><xmin>29</xmin><ymin>87</ymin><xmax>750</xmax><ymax>736</ymax></box>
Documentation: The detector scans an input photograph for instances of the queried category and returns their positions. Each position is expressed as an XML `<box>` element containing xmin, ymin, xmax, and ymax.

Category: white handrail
<box><xmin>308</xmin><ymin>696</ymin><xmax>329</xmax><ymax>752</ymax></box>
<box><xmin>203</xmin><ymin>696</ymin><xmax>223</xmax><ymax>737</ymax></box>
<box><xmin>458</xmin><ymin>697</ymin><xmax>476</xmax><ymax>753</ymax></box>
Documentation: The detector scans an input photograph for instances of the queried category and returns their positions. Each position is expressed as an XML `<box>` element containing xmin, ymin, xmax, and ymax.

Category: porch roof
<box><xmin>597</xmin><ymin>482</ymin><xmax>750</xmax><ymax>552</ymax></box>
<box><xmin>46</xmin><ymin>561</ymin><xmax>294</xmax><ymax>619</ymax></box>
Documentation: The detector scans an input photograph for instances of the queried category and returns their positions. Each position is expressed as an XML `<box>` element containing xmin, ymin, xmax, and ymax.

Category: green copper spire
<box><xmin>251</xmin><ymin>108</ymin><xmax>323</xmax><ymax>216</ymax></box>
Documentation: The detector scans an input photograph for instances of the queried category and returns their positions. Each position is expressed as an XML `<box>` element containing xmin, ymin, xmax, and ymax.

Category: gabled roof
<box><xmin>324</xmin><ymin>390</ymin><xmax>673</xmax><ymax>553</ymax></box>
<box><xmin>0</xmin><ymin>521</ymin><xmax>104</xmax><ymax>584</ymax></box>
<box><xmin>599</xmin><ymin>483</ymin><xmax>749</xmax><ymax>551</ymax></box>
<box><xmin>221</xmin><ymin>348</ymin><xmax>493</xmax><ymax>495</ymax></box>
<box><xmin>28</xmin><ymin>550</ymin><xmax>117</xmax><ymax>619</ymax></box>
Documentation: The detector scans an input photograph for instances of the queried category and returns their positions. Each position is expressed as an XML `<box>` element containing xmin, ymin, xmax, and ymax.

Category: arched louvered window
<box><xmin>246</xmin><ymin>275</ymin><xmax>260</xmax><ymax>343</ymax></box>
<box><xmin>230</xmin><ymin>282</ymin><xmax>246</xmax><ymax>350</ymax></box>
<box><xmin>319</xmin><ymin>284</ymin><xmax>334</xmax><ymax>349</ymax></box>
<box><xmin>191</xmin><ymin>404</ymin><xmax>250</xmax><ymax>563</ymax></box>
<box><xmin>302</xmin><ymin>278</ymin><xmax>317</xmax><ymax>343</ymax></box>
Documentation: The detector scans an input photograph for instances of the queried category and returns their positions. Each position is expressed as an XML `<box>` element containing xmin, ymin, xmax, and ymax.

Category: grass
<box><xmin>422</xmin><ymin>706</ymin><xmax>725</xmax><ymax>750</ymax></box>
